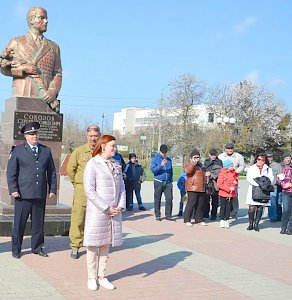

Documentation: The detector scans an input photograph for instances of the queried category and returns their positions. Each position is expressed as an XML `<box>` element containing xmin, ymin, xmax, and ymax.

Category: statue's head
<box><xmin>27</xmin><ymin>7</ymin><xmax>48</xmax><ymax>33</ymax></box>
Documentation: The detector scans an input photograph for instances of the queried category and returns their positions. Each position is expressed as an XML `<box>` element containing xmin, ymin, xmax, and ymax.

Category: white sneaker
<box><xmin>99</xmin><ymin>278</ymin><xmax>115</xmax><ymax>290</ymax></box>
<box><xmin>200</xmin><ymin>221</ymin><xmax>207</xmax><ymax>226</ymax></box>
<box><xmin>220</xmin><ymin>220</ymin><xmax>225</xmax><ymax>228</ymax></box>
<box><xmin>185</xmin><ymin>222</ymin><xmax>193</xmax><ymax>227</ymax></box>
<box><xmin>88</xmin><ymin>279</ymin><xmax>98</xmax><ymax>291</ymax></box>
<box><xmin>224</xmin><ymin>220</ymin><xmax>230</xmax><ymax>228</ymax></box>
<box><xmin>190</xmin><ymin>219</ymin><xmax>196</xmax><ymax>223</ymax></box>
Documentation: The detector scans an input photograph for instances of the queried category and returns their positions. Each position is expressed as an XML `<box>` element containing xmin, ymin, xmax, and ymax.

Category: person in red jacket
<box><xmin>217</xmin><ymin>159</ymin><xmax>238</xmax><ymax>228</ymax></box>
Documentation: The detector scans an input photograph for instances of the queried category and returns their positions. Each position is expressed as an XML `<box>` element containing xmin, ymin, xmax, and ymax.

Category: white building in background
<box><xmin>113</xmin><ymin>104</ymin><xmax>215</xmax><ymax>136</ymax></box>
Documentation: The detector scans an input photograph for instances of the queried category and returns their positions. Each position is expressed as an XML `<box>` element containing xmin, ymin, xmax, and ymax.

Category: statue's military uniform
<box><xmin>67</xmin><ymin>144</ymin><xmax>93</xmax><ymax>250</ymax></box>
<box><xmin>0</xmin><ymin>33</ymin><xmax>62</xmax><ymax>98</ymax></box>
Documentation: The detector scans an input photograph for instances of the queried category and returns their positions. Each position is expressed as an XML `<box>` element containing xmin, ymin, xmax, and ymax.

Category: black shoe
<box><xmin>280</xmin><ymin>228</ymin><xmax>286</xmax><ymax>234</ymax></box>
<box><xmin>70</xmin><ymin>248</ymin><xmax>79</xmax><ymax>259</ymax></box>
<box><xmin>155</xmin><ymin>217</ymin><xmax>161</xmax><ymax>221</ymax></box>
<box><xmin>177</xmin><ymin>211</ymin><xmax>183</xmax><ymax>217</ymax></box>
<box><xmin>126</xmin><ymin>207</ymin><xmax>133</xmax><ymax>211</ymax></box>
<box><xmin>33</xmin><ymin>249</ymin><xmax>48</xmax><ymax>257</ymax></box>
<box><xmin>210</xmin><ymin>216</ymin><xmax>216</xmax><ymax>221</ymax></box>
<box><xmin>12</xmin><ymin>252</ymin><xmax>21</xmax><ymax>259</ymax></box>
<box><xmin>139</xmin><ymin>206</ymin><xmax>146</xmax><ymax>211</ymax></box>
<box><xmin>286</xmin><ymin>230</ymin><xmax>292</xmax><ymax>235</ymax></box>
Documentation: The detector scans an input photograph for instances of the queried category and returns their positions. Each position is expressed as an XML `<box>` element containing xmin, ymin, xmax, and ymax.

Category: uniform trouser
<box><xmin>184</xmin><ymin>191</ymin><xmax>205</xmax><ymax>223</ymax></box>
<box><xmin>154</xmin><ymin>181</ymin><xmax>173</xmax><ymax>218</ymax></box>
<box><xmin>12</xmin><ymin>198</ymin><xmax>46</xmax><ymax>254</ymax></box>
<box><xmin>87</xmin><ymin>245</ymin><xmax>109</xmax><ymax>279</ymax></box>
<box><xmin>69</xmin><ymin>185</ymin><xmax>86</xmax><ymax>249</ymax></box>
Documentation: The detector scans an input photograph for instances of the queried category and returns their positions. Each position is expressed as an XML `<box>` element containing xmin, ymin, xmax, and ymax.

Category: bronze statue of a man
<box><xmin>0</xmin><ymin>7</ymin><xmax>62</xmax><ymax>113</ymax></box>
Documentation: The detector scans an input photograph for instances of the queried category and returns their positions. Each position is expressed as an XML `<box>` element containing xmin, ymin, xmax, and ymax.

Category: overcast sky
<box><xmin>0</xmin><ymin>0</ymin><xmax>291</xmax><ymax>129</ymax></box>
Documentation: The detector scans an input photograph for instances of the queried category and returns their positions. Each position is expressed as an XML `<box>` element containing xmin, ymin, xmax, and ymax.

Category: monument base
<box><xmin>0</xmin><ymin>97</ymin><xmax>71</xmax><ymax>236</ymax></box>
<box><xmin>0</xmin><ymin>204</ymin><xmax>71</xmax><ymax>237</ymax></box>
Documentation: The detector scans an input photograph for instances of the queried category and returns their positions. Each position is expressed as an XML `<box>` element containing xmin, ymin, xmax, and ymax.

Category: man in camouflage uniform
<box><xmin>67</xmin><ymin>125</ymin><xmax>101</xmax><ymax>259</ymax></box>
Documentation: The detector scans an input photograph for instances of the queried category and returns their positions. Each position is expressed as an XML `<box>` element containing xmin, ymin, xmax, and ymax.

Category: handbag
<box><xmin>252</xmin><ymin>185</ymin><xmax>270</xmax><ymax>203</ymax></box>
<box><xmin>205</xmin><ymin>179</ymin><xmax>215</xmax><ymax>195</ymax></box>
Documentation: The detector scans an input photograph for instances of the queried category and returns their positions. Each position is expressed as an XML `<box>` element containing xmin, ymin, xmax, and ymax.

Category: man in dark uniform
<box><xmin>7</xmin><ymin>121</ymin><xmax>57</xmax><ymax>259</ymax></box>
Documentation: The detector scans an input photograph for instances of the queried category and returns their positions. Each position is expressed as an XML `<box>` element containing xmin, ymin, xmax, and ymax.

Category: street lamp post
<box><xmin>216</xmin><ymin>116</ymin><xmax>236</xmax><ymax>144</ymax></box>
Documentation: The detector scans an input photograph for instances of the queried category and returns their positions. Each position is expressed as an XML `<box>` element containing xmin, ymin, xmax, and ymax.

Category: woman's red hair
<box><xmin>93</xmin><ymin>134</ymin><xmax>116</xmax><ymax>157</ymax></box>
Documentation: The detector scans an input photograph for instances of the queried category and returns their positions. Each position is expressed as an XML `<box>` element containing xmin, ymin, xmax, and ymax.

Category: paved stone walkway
<box><xmin>0</xmin><ymin>178</ymin><xmax>291</xmax><ymax>299</ymax></box>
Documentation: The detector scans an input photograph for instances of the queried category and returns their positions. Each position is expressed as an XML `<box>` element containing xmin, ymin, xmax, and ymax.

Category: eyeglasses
<box><xmin>193</xmin><ymin>156</ymin><xmax>200</xmax><ymax>159</ymax></box>
<box><xmin>257</xmin><ymin>158</ymin><xmax>265</xmax><ymax>161</ymax></box>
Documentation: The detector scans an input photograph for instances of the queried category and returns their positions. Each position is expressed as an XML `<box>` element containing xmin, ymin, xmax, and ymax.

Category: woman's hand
<box><xmin>105</xmin><ymin>207</ymin><xmax>122</xmax><ymax>216</ymax></box>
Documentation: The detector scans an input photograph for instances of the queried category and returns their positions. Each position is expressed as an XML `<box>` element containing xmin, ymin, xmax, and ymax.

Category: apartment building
<box><xmin>113</xmin><ymin>104</ymin><xmax>215</xmax><ymax>135</ymax></box>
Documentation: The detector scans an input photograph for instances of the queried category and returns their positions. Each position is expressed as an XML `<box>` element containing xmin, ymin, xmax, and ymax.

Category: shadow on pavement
<box><xmin>123</xmin><ymin>212</ymin><xmax>153</xmax><ymax>221</ymax></box>
<box><xmin>0</xmin><ymin>236</ymin><xmax>71</xmax><ymax>256</ymax></box>
<box><xmin>112</xmin><ymin>233</ymin><xmax>173</xmax><ymax>253</ymax></box>
<box><xmin>109</xmin><ymin>250</ymin><xmax>193</xmax><ymax>281</ymax></box>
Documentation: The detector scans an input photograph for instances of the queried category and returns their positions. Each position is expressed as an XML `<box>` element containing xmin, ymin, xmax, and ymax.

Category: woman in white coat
<box><xmin>246</xmin><ymin>153</ymin><xmax>274</xmax><ymax>232</ymax></box>
<box><xmin>83</xmin><ymin>134</ymin><xmax>126</xmax><ymax>291</ymax></box>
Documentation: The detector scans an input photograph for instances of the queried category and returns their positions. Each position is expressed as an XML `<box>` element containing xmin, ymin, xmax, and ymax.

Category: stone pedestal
<box><xmin>0</xmin><ymin>97</ymin><xmax>71</xmax><ymax>235</ymax></box>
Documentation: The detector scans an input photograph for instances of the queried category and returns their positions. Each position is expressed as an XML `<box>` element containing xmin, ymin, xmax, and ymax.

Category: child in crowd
<box><xmin>177</xmin><ymin>172</ymin><xmax>186</xmax><ymax>216</ymax></box>
<box><xmin>217</xmin><ymin>159</ymin><xmax>238</xmax><ymax>228</ymax></box>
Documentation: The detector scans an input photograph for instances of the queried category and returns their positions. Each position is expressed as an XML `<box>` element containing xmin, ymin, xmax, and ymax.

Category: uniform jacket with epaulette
<box><xmin>6</xmin><ymin>142</ymin><xmax>57</xmax><ymax>199</ymax></box>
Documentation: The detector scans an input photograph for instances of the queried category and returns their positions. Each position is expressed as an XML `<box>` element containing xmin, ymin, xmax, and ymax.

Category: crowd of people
<box><xmin>150</xmin><ymin>142</ymin><xmax>292</xmax><ymax>234</ymax></box>
<box><xmin>7</xmin><ymin>122</ymin><xmax>292</xmax><ymax>292</ymax></box>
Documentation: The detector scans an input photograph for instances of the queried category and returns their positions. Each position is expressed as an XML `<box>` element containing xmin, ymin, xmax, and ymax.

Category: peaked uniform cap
<box><xmin>21</xmin><ymin>122</ymin><xmax>40</xmax><ymax>134</ymax></box>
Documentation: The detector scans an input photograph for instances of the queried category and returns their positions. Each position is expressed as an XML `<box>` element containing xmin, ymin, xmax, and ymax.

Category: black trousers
<box><xmin>154</xmin><ymin>181</ymin><xmax>173</xmax><ymax>218</ymax></box>
<box><xmin>12</xmin><ymin>198</ymin><xmax>46</xmax><ymax>254</ymax></box>
<box><xmin>184</xmin><ymin>191</ymin><xmax>206</xmax><ymax>223</ymax></box>
<box><xmin>219</xmin><ymin>196</ymin><xmax>232</xmax><ymax>220</ymax></box>
<box><xmin>203</xmin><ymin>192</ymin><xmax>219</xmax><ymax>218</ymax></box>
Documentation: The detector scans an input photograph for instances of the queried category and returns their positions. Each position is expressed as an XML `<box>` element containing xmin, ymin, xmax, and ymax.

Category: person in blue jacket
<box><xmin>177</xmin><ymin>172</ymin><xmax>187</xmax><ymax>216</ymax></box>
<box><xmin>150</xmin><ymin>144</ymin><xmax>173</xmax><ymax>221</ymax></box>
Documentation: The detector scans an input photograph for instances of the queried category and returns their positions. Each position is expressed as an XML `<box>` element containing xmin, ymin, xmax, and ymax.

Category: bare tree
<box><xmin>207</xmin><ymin>80</ymin><xmax>288</xmax><ymax>157</ymax></box>
<box><xmin>167</xmin><ymin>73</ymin><xmax>206</xmax><ymax>163</ymax></box>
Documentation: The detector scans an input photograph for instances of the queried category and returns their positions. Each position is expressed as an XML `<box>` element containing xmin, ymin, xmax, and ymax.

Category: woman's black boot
<box><xmin>254</xmin><ymin>207</ymin><xmax>263</xmax><ymax>232</ymax></box>
<box><xmin>247</xmin><ymin>209</ymin><xmax>255</xmax><ymax>230</ymax></box>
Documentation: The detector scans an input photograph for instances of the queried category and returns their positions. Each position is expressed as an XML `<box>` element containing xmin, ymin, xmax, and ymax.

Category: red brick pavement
<box><xmin>1</xmin><ymin>209</ymin><xmax>292</xmax><ymax>299</ymax></box>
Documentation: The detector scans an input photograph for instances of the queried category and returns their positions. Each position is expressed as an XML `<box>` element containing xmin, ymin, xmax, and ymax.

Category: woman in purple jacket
<box><xmin>278</xmin><ymin>152</ymin><xmax>292</xmax><ymax>235</ymax></box>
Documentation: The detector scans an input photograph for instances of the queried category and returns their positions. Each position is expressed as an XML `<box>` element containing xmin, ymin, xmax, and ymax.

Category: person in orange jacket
<box><xmin>217</xmin><ymin>159</ymin><xmax>238</xmax><ymax>228</ymax></box>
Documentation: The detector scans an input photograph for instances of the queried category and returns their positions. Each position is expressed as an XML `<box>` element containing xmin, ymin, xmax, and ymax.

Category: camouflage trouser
<box><xmin>69</xmin><ymin>185</ymin><xmax>86</xmax><ymax>249</ymax></box>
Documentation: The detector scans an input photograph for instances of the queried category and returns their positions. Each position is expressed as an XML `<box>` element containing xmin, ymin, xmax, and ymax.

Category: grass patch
<box><xmin>144</xmin><ymin>166</ymin><xmax>184</xmax><ymax>182</ymax></box>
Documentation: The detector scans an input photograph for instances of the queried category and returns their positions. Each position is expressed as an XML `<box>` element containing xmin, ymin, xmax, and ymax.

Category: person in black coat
<box><xmin>203</xmin><ymin>148</ymin><xmax>223</xmax><ymax>220</ymax></box>
<box><xmin>6</xmin><ymin>121</ymin><xmax>57</xmax><ymax>259</ymax></box>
